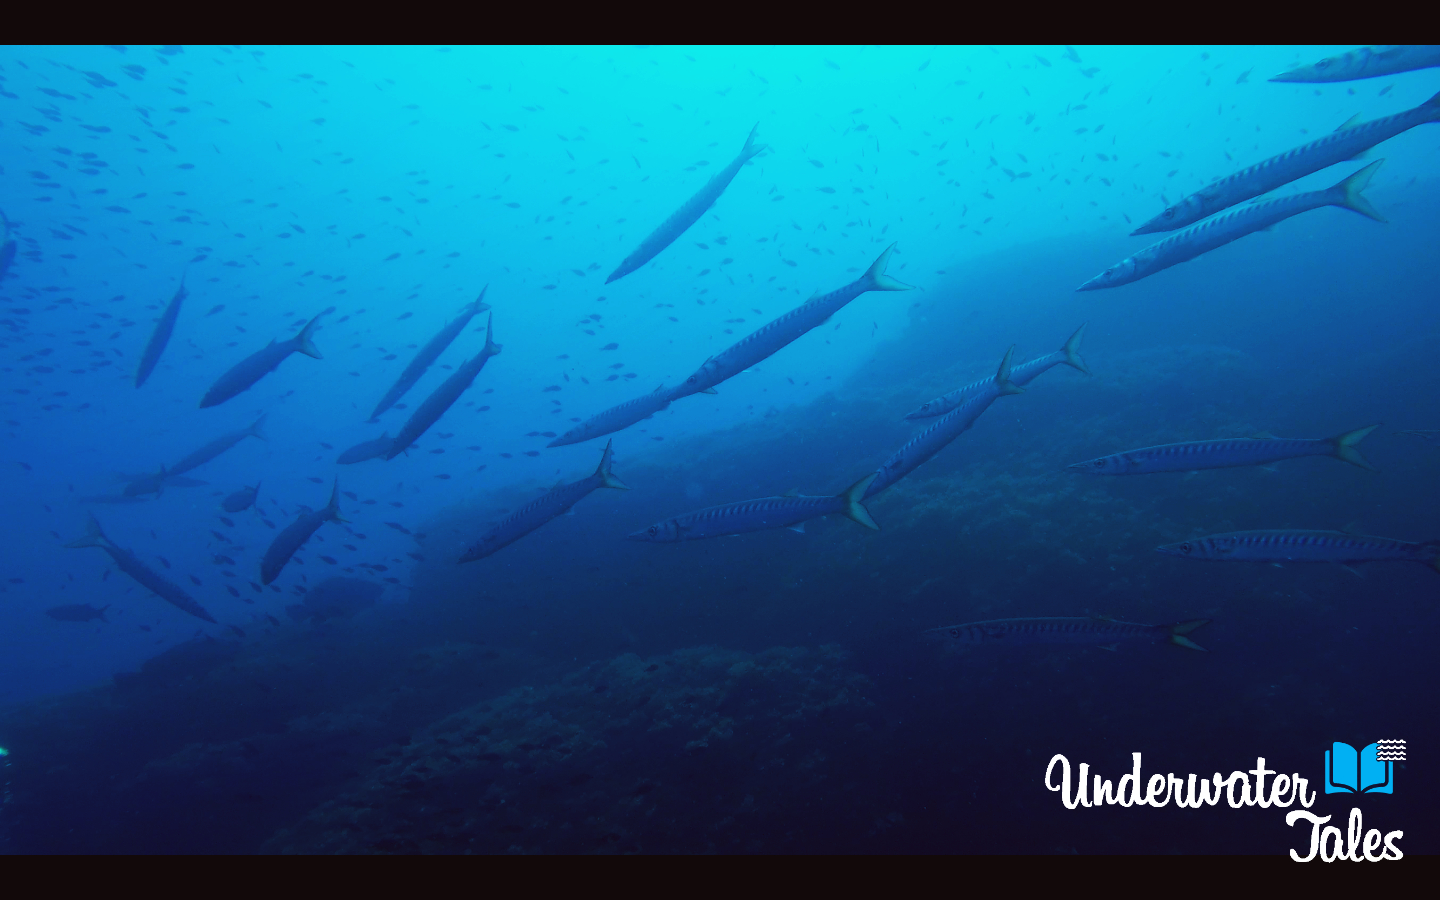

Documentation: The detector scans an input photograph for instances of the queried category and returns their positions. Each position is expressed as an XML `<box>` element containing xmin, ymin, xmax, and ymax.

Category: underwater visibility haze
<box><xmin>0</xmin><ymin>44</ymin><xmax>1437</xmax><ymax>855</ymax></box>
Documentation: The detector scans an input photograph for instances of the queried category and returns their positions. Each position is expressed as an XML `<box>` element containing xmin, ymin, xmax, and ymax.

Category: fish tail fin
<box><xmin>995</xmin><ymin>345</ymin><xmax>1023</xmax><ymax>395</ymax></box>
<box><xmin>862</xmin><ymin>242</ymin><xmax>913</xmax><ymax>292</ymax></box>
<box><xmin>1061</xmin><ymin>322</ymin><xmax>1091</xmax><ymax>374</ymax></box>
<box><xmin>1329</xmin><ymin>424</ymin><xmax>1379</xmax><ymax>471</ymax></box>
<box><xmin>741</xmin><ymin>122</ymin><xmax>767</xmax><ymax>161</ymax></box>
<box><xmin>253</xmin><ymin>480</ymin><xmax>261</xmax><ymax>500</ymax></box>
<box><xmin>296</xmin><ymin>311</ymin><xmax>326</xmax><ymax>359</ymax></box>
<box><xmin>1424</xmin><ymin>89</ymin><xmax>1440</xmax><ymax>117</ymax></box>
<box><xmin>66</xmin><ymin>513</ymin><xmax>108</xmax><ymax>549</ymax></box>
<box><xmin>326</xmin><ymin>478</ymin><xmax>347</xmax><ymax>522</ymax></box>
<box><xmin>1166</xmin><ymin>618</ymin><xmax>1210</xmax><ymax>651</ymax></box>
<box><xmin>99</xmin><ymin>605</ymin><xmax>110</xmax><ymax>623</ymax></box>
<box><xmin>249</xmin><ymin>414</ymin><xmax>269</xmax><ymax>442</ymax></box>
<box><xmin>470</xmin><ymin>284</ymin><xmax>491</xmax><ymax>314</ymax></box>
<box><xmin>595</xmin><ymin>439</ymin><xmax>629</xmax><ymax>490</ymax></box>
<box><xmin>1330</xmin><ymin>159</ymin><xmax>1387</xmax><ymax>223</ymax></box>
<box><xmin>839</xmin><ymin>474</ymin><xmax>880</xmax><ymax>530</ymax></box>
<box><xmin>484</xmin><ymin>313</ymin><xmax>503</xmax><ymax>356</ymax></box>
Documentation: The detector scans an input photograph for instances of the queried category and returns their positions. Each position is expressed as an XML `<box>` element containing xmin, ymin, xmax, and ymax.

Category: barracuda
<box><xmin>66</xmin><ymin>514</ymin><xmax>217</xmax><ymax>623</ymax></box>
<box><xmin>1083</xmin><ymin>161</ymin><xmax>1385</xmax><ymax>291</ymax></box>
<box><xmin>135</xmin><ymin>276</ymin><xmax>187</xmax><ymax>388</ymax></box>
<box><xmin>369</xmin><ymin>288</ymin><xmax>489</xmax><ymax>422</ymax></box>
<box><xmin>1068</xmin><ymin>425</ymin><xmax>1377</xmax><ymax>475</ymax></box>
<box><xmin>1271</xmin><ymin>46</ymin><xmax>1440</xmax><ymax>83</ymax></box>
<box><xmin>169</xmin><ymin>415</ymin><xmax>268</xmax><ymax>476</ymax></box>
<box><xmin>200</xmin><ymin>308</ymin><xmax>328</xmax><ymax>408</ymax></box>
<box><xmin>1157</xmin><ymin>530</ymin><xmax>1440</xmax><ymax>573</ymax></box>
<box><xmin>261</xmin><ymin>479</ymin><xmax>344</xmax><ymax>585</ymax></box>
<box><xmin>906</xmin><ymin>324</ymin><xmax>1089</xmax><ymax>420</ymax></box>
<box><xmin>1132</xmin><ymin>92</ymin><xmax>1439</xmax><ymax>235</ymax></box>
<box><xmin>925</xmin><ymin>617</ymin><xmax>1209</xmax><ymax>651</ymax></box>
<box><xmin>628</xmin><ymin>473</ymin><xmax>878</xmax><ymax>542</ymax></box>
<box><xmin>549</xmin><ymin>384</ymin><xmax>672</xmax><ymax>447</ymax></box>
<box><xmin>385</xmin><ymin>314</ymin><xmax>501</xmax><ymax>459</ymax></box>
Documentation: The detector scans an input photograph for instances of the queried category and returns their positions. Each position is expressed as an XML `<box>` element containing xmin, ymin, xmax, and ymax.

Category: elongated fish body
<box><xmin>866</xmin><ymin>347</ymin><xmax>1021</xmax><ymax>499</ymax></box>
<box><xmin>385</xmin><ymin>315</ymin><xmax>501</xmax><ymax>459</ymax></box>
<box><xmin>66</xmin><ymin>514</ymin><xmax>217</xmax><ymax>622</ymax></box>
<box><xmin>46</xmin><ymin>603</ymin><xmax>110</xmax><ymax>623</ymax></box>
<box><xmin>200</xmin><ymin>310</ymin><xmax>326</xmax><ymax>408</ymax></box>
<box><xmin>630</xmin><ymin>473</ymin><xmax>878</xmax><ymax>542</ymax></box>
<box><xmin>1133</xmin><ymin>93</ymin><xmax>1439</xmax><ymax>235</ymax></box>
<box><xmin>1272</xmin><ymin>46</ymin><xmax>1440</xmax><ymax>83</ymax></box>
<box><xmin>0</xmin><ymin>212</ymin><xmax>15</xmax><ymax>282</ymax></box>
<box><xmin>135</xmin><ymin>278</ymin><xmax>187</xmax><ymax>388</ymax></box>
<box><xmin>170</xmin><ymin>415</ymin><xmax>267</xmax><ymax>476</ymax></box>
<box><xmin>549</xmin><ymin>385</ymin><xmax>671</xmax><ymax>447</ymax></box>
<box><xmin>669</xmin><ymin>244</ymin><xmax>913</xmax><ymax>402</ymax></box>
<box><xmin>462</xmin><ymin>440</ymin><xmax>629</xmax><ymax>562</ymax></box>
<box><xmin>1158</xmin><ymin>530</ymin><xmax>1440</xmax><ymax>572</ymax></box>
<box><xmin>907</xmin><ymin>324</ymin><xmax>1088</xmax><ymax>420</ymax></box>
<box><xmin>1069</xmin><ymin>425</ymin><xmax>1377</xmax><ymax>475</ymax></box>
<box><xmin>124</xmin><ymin>465</ymin><xmax>169</xmax><ymax>498</ymax></box>
<box><xmin>261</xmin><ymin>480</ymin><xmax>342</xmax><ymax>584</ymax></box>
<box><xmin>370</xmin><ymin>289</ymin><xmax>489</xmax><ymax>421</ymax></box>
<box><xmin>337</xmin><ymin>433</ymin><xmax>391</xmax><ymax>464</ymax></box>
<box><xmin>606</xmin><ymin>126</ymin><xmax>766</xmax><ymax>284</ymax></box>
<box><xmin>222</xmin><ymin>482</ymin><xmax>259</xmax><ymax>512</ymax></box>
<box><xmin>925</xmin><ymin>617</ymin><xmax>1209</xmax><ymax>651</ymax></box>
<box><xmin>1083</xmin><ymin>162</ymin><xmax>1385</xmax><ymax>291</ymax></box>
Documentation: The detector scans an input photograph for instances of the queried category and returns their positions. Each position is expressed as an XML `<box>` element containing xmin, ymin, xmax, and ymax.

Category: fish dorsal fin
<box><xmin>1336</xmin><ymin>113</ymin><xmax>1361</xmax><ymax>132</ymax></box>
<box><xmin>1090</xmin><ymin>613</ymin><xmax>1118</xmax><ymax>623</ymax></box>
<box><xmin>787</xmin><ymin>522</ymin><xmax>806</xmax><ymax>533</ymax></box>
<box><xmin>782</xmin><ymin>488</ymin><xmax>800</xmax><ymax>498</ymax></box>
<box><xmin>1249</xmin><ymin>431</ymin><xmax>1278</xmax><ymax>439</ymax></box>
<box><xmin>1340</xmin><ymin>521</ymin><xmax>1362</xmax><ymax>535</ymax></box>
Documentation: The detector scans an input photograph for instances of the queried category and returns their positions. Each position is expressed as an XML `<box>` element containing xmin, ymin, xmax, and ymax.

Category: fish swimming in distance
<box><xmin>200</xmin><ymin>309</ymin><xmax>328</xmax><ymax>408</ymax></box>
<box><xmin>1157</xmin><ymin>530</ymin><xmax>1440</xmax><ymax>573</ymax></box>
<box><xmin>1081</xmin><ymin>161</ymin><xmax>1386</xmax><ymax>292</ymax></box>
<box><xmin>669</xmin><ymin>243</ymin><xmax>912</xmax><ymax>402</ymax></box>
<box><xmin>386</xmin><ymin>314</ymin><xmax>502</xmax><ymax>459</ymax></box>
<box><xmin>1068</xmin><ymin>425</ymin><xmax>1378</xmax><ymax>475</ymax></box>
<box><xmin>337</xmin><ymin>433</ymin><xmax>392</xmax><ymax>464</ymax></box>
<box><xmin>261</xmin><ymin>479</ymin><xmax>344</xmax><ymax>585</ymax></box>
<box><xmin>222</xmin><ymin>482</ymin><xmax>260</xmax><ymax>512</ymax></box>
<box><xmin>369</xmin><ymin>288</ymin><xmax>490</xmax><ymax>422</ymax></box>
<box><xmin>548</xmin><ymin>384</ymin><xmax>671</xmax><ymax>447</ymax></box>
<box><xmin>1271</xmin><ymin>46</ymin><xmax>1440</xmax><ymax>83</ymax></box>
<box><xmin>123</xmin><ymin>465</ymin><xmax>170</xmax><ymax>498</ymax></box>
<box><xmin>170</xmin><ymin>415</ymin><xmax>267</xmax><ymax>476</ymax></box>
<box><xmin>1132</xmin><ymin>91</ymin><xmax>1439</xmax><ymax>235</ymax></box>
<box><xmin>66</xmin><ymin>514</ymin><xmax>217</xmax><ymax>622</ymax></box>
<box><xmin>606</xmin><ymin>124</ymin><xmax>766</xmax><ymax>284</ymax></box>
<box><xmin>906</xmin><ymin>324</ymin><xmax>1088</xmax><ymax>419</ymax></box>
<box><xmin>629</xmin><ymin>473</ymin><xmax>878</xmax><ymax>542</ymax></box>
<box><xmin>461</xmin><ymin>439</ymin><xmax>628</xmax><ymax>562</ymax></box>
<box><xmin>866</xmin><ymin>346</ymin><xmax>1022</xmax><ymax>499</ymax></box>
<box><xmin>45</xmin><ymin>603</ymin><xmax>110</xmax><ymax>623</ymax></box>
<box><xmin>135</xmin><ymin>276</ymin><xmax>187</xmax><ymax>388</ymax></box>
<box><xmin>0</xmin><ymin>209</ymin><xmax>16</xmax><ymax>283</ymax></box>
<box><xmin>924</xmin><ymin>617</ymin><xmax>1209</xmax><ymax>652</ymax></box>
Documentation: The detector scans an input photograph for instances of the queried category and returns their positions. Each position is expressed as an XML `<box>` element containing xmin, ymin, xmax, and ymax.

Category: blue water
<box><xmin>1</xmin><ymin>45</ymin><xmax>1436</xmax><ymax>854</ymax></box>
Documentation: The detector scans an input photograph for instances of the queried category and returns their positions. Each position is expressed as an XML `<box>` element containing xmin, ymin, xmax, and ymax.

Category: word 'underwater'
<box><xmin>1045</xmin><ymin>752</ymin><xmax>1315</xmax><ymax>809</ymax></box>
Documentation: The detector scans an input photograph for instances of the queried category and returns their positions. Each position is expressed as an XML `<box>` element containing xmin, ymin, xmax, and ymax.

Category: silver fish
<box><xmin>369</xmin><ymin>288</ymin><xmax>489</xmax><ymax>422</ymax></box>
<box><xmin>548</xmin><ymin>384</ymin><xmax>671</xmax><ymax>447</ymax></box>
<box><xmin>669</xmin><ymin>244</ymin><xmax>912</xmax><ymax>401</ymax></box>
<box><xmin>135</xmin><ymin>276</ymin><xmax>187</xmax><ymax>388</ymax></box>
<box><xmin>1069</xmin><ymin>425</ymin><xmax>1377</xmax><ymax>475</ymax></box>
<box><xmin>66</xmin><ymin>514</ymin><xmax>216</xmax><ymax>622</ymax></box>
<box><xmin>170</xmin><ymin>415</ymin><xmax>267</xmax><ymax>476</ymax></box>
<box><xmin>222</xmin><ymin>482</ymin><xmax>260</xmax><ymax>513</ymax></box>
<box><xmin>924</xmin><ymin>617</ymin><xmax>1209</xmax><ymax>651</ymax></box>
<box><xmin>461</xmin><ymin>439</ymin><xmax>628</xmax><ymax>562</ymax></box>
<box><xmin>1272</xmin><ymin>46</ymin><xmax>1440</xmax><ymax>83</ymax></box>
<box><xmin>1132</xmin><ymin>92</ymin><xmax>1438</xmax><ymax>235</ymax></box>
<box><xmin>606</xmin><ymin>125</ymin><xmax>767</xmax><ymax>284</ymax></box>
<box><xmin>385</xmin><ymin>314</ymin><xmax>501</xmax><ymax>459</ymax></box>
<box><xmin>1083</xmin><ymin>161</ymin><xmax>1385</xmax><ymax>291</ymax></box>
<box><xmin>261</xmin><ymin>479</ymin><xmax>343</xmax><ymax>585</ymax></box>
<box><xmin>906</xmin><ymin>324</ymin><xmax>1088</xmax><ymax>419</ymax></box>
<box><xmin>337</xmin><ymin>433</ymin><xmax>391</xmax><ymax>464</ymax></box>
<box><xmin>866</xmin><ymin>347</ymin><xmax>1021</xmax><ymax>499</ymax></box>
<box><xmin>1157</xmin><ymin>530</ymin><xmax>1440</xmax><ymax>573</ymax></box>
<box><xmin>200</xmin><ymin>309</ymin><xmax>327</xmax><ymax>408</ymax></box>
<box><xmin>628</xmin><ymin>473</ymin><xmax>878</xmax><ymax>542</ymax></box>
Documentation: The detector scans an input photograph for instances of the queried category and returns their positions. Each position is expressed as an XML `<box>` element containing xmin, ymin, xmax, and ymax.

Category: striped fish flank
<box><xmin>1157</xmin><ymin>530</ymin><xmax>1440</xmax><ymax>572</ymax></box>
<box><xmin>906</xmin><ymin>324</ymin><xmax>1089</xmax><ymax>419</ymax></box>
<box><xmin>369</xmin><ymin>289</ymin><xmax>489</xmax><ymax>422</ymax></box>
<box><xmin>1132</xmin><ymin>89</ymin><xmax>1440</xmax><ymax>235</ymax></box>
<box><xmin>1083</xmin><ymin>161</ymin><xmax>1386</xmax><ymax>291</ymax></box>
<box><xmin>1068</xmin><ymin>425</ymin><xmax>1377</xmax><ymax>475</ymax></box>
<box><xmin>548</xmin><ymin>384</ymin><xmax>671</xmax><ymax>447</ymax></box>
<box><xmin>1271</xmin><ymin>46</ymin><xmax>1440</xmax><ymax>83</ymax></box>
<box><xmin>924</xmin><ymin>617</ymin><xmax>1209</xmax><ymax>651</ymax></box>
<box><xmin>629</xmin><ymin>474</ymin><xmax>878</xmax><ymax>542</ymax></box>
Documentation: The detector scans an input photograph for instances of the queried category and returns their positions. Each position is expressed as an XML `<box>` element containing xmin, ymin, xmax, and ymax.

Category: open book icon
<box><xmin>1325</xmin><ymin>742</ymin><xmax>1394</xmax><ymax>794</ymax></box>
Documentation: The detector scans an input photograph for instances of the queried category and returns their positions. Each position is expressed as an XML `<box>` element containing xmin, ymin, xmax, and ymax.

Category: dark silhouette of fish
<box><xmin>66</xmin><ymin>514</ymin><xmax>216</xmax><ymax>622</ymax></box>
<box><xmin>45</xmin><ymin>603</ymin><xmax>109</xmax><ymax>623</ymax></box>
<box><xmin>200</xmin><ymin>309</ymin><xmax>328</xmax><ymax>407</ymax></box>
<box><xmin>222</xmin><ymin>482</ymin><xmax>260</xmax><ymax>512</ymax></box>
<box><xmin>385</xmin><ymin>315</ymin><xmax>501</xmax><ymax>459</ymax></box>
<box><xmin>261</xmin><ymin>479</ymin><xmax>343</xmax><ymax>585</ymax></box>
<box><xmin>369</xmin><ymin>289</ymin><xmax>489</xmax><ymax>421</ymax></box>
<box><xmin>135</xmin><ymin>276</ymin><xmax>187</xmax><ymax>388</ymax></box>
<box><xmin>337</xmin><ymin>433</ymin><xmax>391</xmax><ymax>464</ymax></box>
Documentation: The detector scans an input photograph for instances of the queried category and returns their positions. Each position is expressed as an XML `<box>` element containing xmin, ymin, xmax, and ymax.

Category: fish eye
<box><xmin>1162</xmin><ymin>208</ymin><xmax>1174</xmax><ymax>219</ymax></box>
<box><xmin>647</xmin><ymin>526</ymin><xmax>658</xmax><ymax>536</ymax></box>
<box><xmin>1181</xmin><ymin>542</ymin><xmax>1193</xmax><ymax>554</ymax></box>
<box><xmin>1316</xmin><ymin>59</ymin><xmax>1330</xmax><ymax>69</ymax></box>
<box><xmin>949</xmin><ymin>629</ymin><xmax>959</xmax><ymax>637</ymax></box>
<box><xmin>1093</xmin><ymin>460</ymin><xmax>1105</xmax><ymax>468</ymax></box>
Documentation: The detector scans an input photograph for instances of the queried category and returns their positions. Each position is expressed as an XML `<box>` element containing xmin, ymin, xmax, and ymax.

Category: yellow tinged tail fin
<box><xmin>1331</xmin><ymin>160</ymin><xmax>1387</xmax><ymax>223</ymax></box>
<box><xmin>839</xmin><ymin>474</ymin><xmax>880</xmax><ymax>530</ymax></box>
<box><xmin>1167</xmin><ymin>618</ymin><xmax>1210</xmax><ymax>652</ymax></box>
<box><xmin>1330</xmin><ymin>424</ymin><xmax>1379</xmax><ymax>471</ymax></box>
<box><xmin>596</xmin><ymin>439</ymin><xmax>628</xmax><ymax>490</ymax></box>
